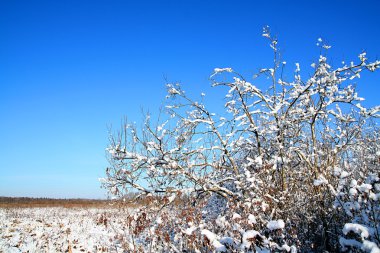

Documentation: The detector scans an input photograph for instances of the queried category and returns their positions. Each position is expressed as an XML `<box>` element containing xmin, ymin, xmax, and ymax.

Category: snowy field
<box><xmin>0</xmin><ymin>207</ymin><xmax>132</xmax><ymax>253</ymax></box>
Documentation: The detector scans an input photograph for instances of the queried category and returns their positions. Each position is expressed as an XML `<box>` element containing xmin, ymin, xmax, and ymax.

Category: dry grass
<box><xmin>0</xmin><ymin>196</ymin><xmax>114</xmax><ymax>208</ymax></box>
<box><xmin>0</xmin><ymin>195</ymin><xmax>188</xmax><ymax>209</ymax></box>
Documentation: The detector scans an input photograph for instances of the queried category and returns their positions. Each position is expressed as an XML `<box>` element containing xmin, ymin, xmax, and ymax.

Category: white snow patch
<box><xmin>185</xmin><ymin>225</ymin><xmax>197</xmax><ymax>235</ymax></box>
<box><xmin>242</xmin><ymin>230</ymin><xmax>261</xmax><ymax>249</ymax></box>
<box><xmin>201</xmin><ymin>229</ymin><xmax>226</xmax><ymax>252</ymax></box>
<box><xmin>339</xmin><ymin>237</ymin><xmax>362</xmax><ymax>250</ymax></box>
<box><xmin>267</xmin><ymin>219</ymin><xmax>285</xmax><ymax>231</ymax></box>
<box><xmin>343</xmin><ymin>223</ymin><xmax>370</xmax><ymax>238</ymax></box>
<box><xmin>248</xmin><ymin>214</ymin><xmax>257</xmax><ymax>224</ymax></box>
<box><xmin>358</xmin><ymin>183</ymin><xmax>372</xmax><ymax>193</ymax></box>
<box><xmin>362</xmin><ymin>240</ymin><xmax>380</xmax><ymax>253</ymax></box>
<box><xmin>313</xmin><ymin>175</ymin><xmax>328</xmax><ymax>186</ymax></box>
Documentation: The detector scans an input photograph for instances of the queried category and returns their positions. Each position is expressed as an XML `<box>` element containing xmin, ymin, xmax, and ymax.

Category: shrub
<box><xmin>102</xmin><ymin>27</ymin><xmax>380</xmax><ymax>252</ymax></box>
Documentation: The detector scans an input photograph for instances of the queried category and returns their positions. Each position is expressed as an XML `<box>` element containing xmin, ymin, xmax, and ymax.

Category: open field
<box><xmin>0</xmin><ymin>198</ymin><xmax>137</xmax><ymax>253</ymax></box>
<box><xmin>0</xmin><ymin>207</ymin><xmax>134</xmax><ymax>253</ymax></box>
<box><xmin>0</xmin><ymin>197</ymin><xmax>114</xmax><ymax>209</ymax></box>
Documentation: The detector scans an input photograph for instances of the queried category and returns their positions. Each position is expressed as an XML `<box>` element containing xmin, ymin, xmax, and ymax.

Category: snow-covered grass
<box><xmin>0</xmin><ymin>207</ymin><xmax>133</xmax><ymax>253</ymax></box>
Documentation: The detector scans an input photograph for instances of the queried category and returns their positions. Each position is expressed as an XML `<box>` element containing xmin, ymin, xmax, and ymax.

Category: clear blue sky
<box><xmin>1</xmin><ymin>0</ymin><xmax>379</xmax><ymax>199</ymax></box>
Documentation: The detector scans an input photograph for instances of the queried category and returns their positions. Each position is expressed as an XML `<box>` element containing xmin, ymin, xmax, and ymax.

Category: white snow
<box><xmin>248</xmin><ymin>214</ymin><xmax>257</xmax><ymax>224</ymax></box>
<box><xmin>340</xmin><ymin>171</ymin><xmax>350</xmax><ymax>178</ymax></box>
<box><xmin>211</xmin><ymin>68</ymin><xmax>233</xmax><ymax>78</ymax></box>
<box><xmin>242</xmin><ymin>230</ymin><xmax>260</xmax><ymax>249</ymax></box>
<box><xmin>343</xmin><ymin>223</ymin><xmax>370</xmax><ymax>239</ymax></box>
<box><xmin>358</xmin><ymin>183</ymin><xmax>372</xmax><ymax>193</ymax></box>
<box><xmin>313</xmin><ymin>175</ymin><xmax>328</xmax><ymax>186</ymax></box>
<box><xmin>295</xmin><ymin>63</ymin><xmax>301</xmax><ymax>72</ymax></box>
<box><xmin>0</xmin><ymin>207</ymin><xmax>133</xmax><ymax>253</ymax></box>
<box><xmin>184</xmin><ymin>225</ymin><xmax>197</xmax><ymax>235</ymax></box>
<box><xmin>168</xmin><ymin>87</ymin><xmax>181</xmax><ymax>95</ymax></box>
<box><xmin>255</xmin><ymin>156</ymin><xmax>263</xmax><ymax>166</ymax></box>
<box><xmin>349</xmin><ymin>188</ymin><xmax>358</xmax><ymax>196</ymax></box>
<box><xmin>339</xmin><ymin>237</ymin><xmax>362</xmax><ymax>250</ymax></box>
<box><xmin>214</xmin><ymin>67</ymin><xmax>233</xmax><ymax>73</ymax></box>
<box><xmin>362</xmin><ymin>240</ymin><xmax>380</xmax><ymax>253</ymax></box>
<box><xmin>267</xmin><ymin>219</ymin><xmax>285</xmax><ymax>231</ymax></box>
<box><xmin>201</xmin><ymin>229</ymin><xmax>226</xmax><ymax>252</ymax></box>
<box><xmin>168</xmin><ymin>193</ymin><xmax>176</xmax><ymax>203</ymax></box>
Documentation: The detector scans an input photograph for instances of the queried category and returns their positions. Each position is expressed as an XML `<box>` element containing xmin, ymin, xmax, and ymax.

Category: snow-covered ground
<box><xmin>0</xmin><ymin>207</ymin><xmax>132</xmax><ymax>253</ymax></box>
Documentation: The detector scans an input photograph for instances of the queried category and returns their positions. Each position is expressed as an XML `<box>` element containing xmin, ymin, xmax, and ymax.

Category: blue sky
<box><xmin>1</xmin><ymin>0</ymin><xmax>379</xmax><ymax>199</ymax></box>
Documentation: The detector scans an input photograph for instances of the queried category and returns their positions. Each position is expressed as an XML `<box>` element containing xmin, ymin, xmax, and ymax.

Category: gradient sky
<box><xmin>1</xmin><ymin>0</ymin><xmax>379</xmax><ymax>199</ymax></box>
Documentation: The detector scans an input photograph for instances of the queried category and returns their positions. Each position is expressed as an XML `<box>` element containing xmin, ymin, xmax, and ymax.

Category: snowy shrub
<box><xmin>334</xmin><ymin>165</ymin><xmax>380</xmax><ymax>251</ymax></box>
<box><xmin>102</xmin><ymin>27</ymin><xmax>380</xmax><ymax>252</ymax></box>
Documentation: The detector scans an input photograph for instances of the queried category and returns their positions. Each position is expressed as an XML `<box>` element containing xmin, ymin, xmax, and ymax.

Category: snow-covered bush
<box><xmin>333</xmin><ymin>130</ymin><xmax>380</xmax><ymax>252</ymax></box>
<box><xmin>102</xmin><ymin>27</ymin><xmax>380</xmax><ymax>252</ymax></box>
